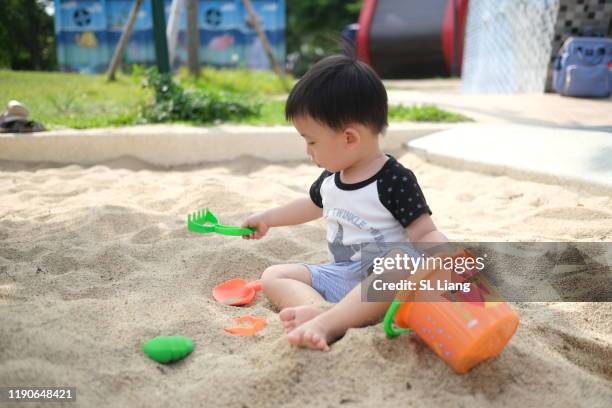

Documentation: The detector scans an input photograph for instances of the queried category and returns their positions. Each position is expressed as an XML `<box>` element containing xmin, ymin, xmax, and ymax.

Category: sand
<box><xmin>0</xmin><ymin>151</ymin><xmax>611</xmax><ymax>408</ymax></box>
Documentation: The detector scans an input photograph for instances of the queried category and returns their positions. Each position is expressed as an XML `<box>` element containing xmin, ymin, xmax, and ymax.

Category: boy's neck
<box><xmin>340</xmin><ymin>148</ymin><xmax>388</xmax><ymax>183</ymax></box>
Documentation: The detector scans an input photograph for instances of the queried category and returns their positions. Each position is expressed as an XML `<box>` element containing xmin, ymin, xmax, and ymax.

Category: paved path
<box><xmin>406</xmin><ymin>124</ymin><xmax>612</xmax><ymax>193</ymax></box>
<box><xmin>384</xmin><ymin>79</ymin><xmax>611</xmax><ymax>192</ymax></box>
<box><xmin>385</xmin><ymin>79</ymin><xmax>612</xmax><ymax>132</ymax></box>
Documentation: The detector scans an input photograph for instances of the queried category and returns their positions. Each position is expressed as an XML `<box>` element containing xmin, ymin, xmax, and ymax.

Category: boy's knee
<box><xmin>260</xmin><ymin>264</ymin><xmax>307</xmax><ymax>290</ymax></box>
<box><xmin>261</xmin><ymin>265</ymin><xmax>284</xmax><ymax>286</ymax></box>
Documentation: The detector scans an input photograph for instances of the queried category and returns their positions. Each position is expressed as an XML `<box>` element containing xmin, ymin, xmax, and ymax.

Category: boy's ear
<box><xmin>343</xmin><ymin>126</ymin><xmax>361</xmax><ymax>146</ymax></box>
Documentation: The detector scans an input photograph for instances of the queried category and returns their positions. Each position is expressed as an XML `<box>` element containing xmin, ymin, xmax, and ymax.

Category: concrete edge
<box><xmin>407</xmin><ymin>145</ymin><xmax>612</xmax><ymax>196</ymax></box>
<box><xmin>0</xmin><ymin>122</ymin><xmax>456</xmax><ymax>167</ymax></box>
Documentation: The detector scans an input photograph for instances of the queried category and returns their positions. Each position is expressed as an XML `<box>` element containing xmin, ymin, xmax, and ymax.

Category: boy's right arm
<box><xmin>241</xmin><ymin>196</ymin><xmax>323</xmax><ymax>240</ymax></box>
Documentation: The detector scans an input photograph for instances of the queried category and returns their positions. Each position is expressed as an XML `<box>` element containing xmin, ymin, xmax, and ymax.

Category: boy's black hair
<box><xmin>285</xmin><ymin>54</ymin><xmax>388</xmax><ymax>135</ymax></box>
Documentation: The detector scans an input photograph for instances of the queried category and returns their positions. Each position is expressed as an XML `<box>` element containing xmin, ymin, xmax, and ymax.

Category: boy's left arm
<box><xmin>404</xmin><ymin>213</ymin><xmax>448</xmax><ymax>245</ymax></box>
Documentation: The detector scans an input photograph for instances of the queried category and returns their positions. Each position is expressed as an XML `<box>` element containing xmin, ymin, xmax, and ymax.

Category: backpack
<box><xmin>552</xmin><ymin>37</ymin><xmax>612</xmax><ymax>98</ymax></box>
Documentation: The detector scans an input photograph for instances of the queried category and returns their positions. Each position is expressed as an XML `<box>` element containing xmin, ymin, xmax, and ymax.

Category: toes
<box><xmin>282</xmin><ymin>321</ymin><xmax>296</xmax><ymax>333</ymax></box>
<box><xmin>314</xmin><ymin>336</ymin><xmax>330</xmax><ymax>352</ymax></box>
<box><xmin>287</xmin><ymin>329</ymin><xmax>302</xmax><ymax>346</ymax></box>
<box><xmin>311</xmin><ymin>334</ymin><xmax>326</xmax><ymax>351</ymax></box>
<box><xmin>287</xmin><ymin>325</ymin><xmax>330</xmax><ymax>351</ymax></box>
<box><xmin>279</xmin><ymin>308</ymin><xmax>296</xmax><ymax>322</ymax></box>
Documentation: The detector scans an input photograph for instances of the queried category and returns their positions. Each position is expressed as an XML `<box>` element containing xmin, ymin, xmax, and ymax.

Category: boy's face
<box><xmin>293</xmin><ymin>115</ymin><xmax>357</xmax><ymax>173</ymax></box>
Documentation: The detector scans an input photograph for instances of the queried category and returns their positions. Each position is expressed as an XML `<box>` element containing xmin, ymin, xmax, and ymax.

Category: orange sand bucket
<box><xmin>383</xmin><ymin>252</ymin><xmax>519</xmax><ymax>374</ymax></box>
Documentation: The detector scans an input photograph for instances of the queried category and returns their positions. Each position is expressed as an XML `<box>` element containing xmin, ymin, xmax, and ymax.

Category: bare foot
<box><xmin>286</xmin><ymin>315</ymin><xmax>341</xmax><ymax>352</ymax></box>
<box><xmin>279</xmin><ymin>304</ymin><xmax>322</xmax><ymax>333</ymax></box>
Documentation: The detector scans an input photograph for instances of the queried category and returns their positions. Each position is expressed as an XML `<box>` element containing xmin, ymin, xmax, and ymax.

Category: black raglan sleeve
<box><xmin>378</xmin><ymin>165</ymin><xmax>432</xmax><ymax>227</ymax></box>
<box><xmin>309</xmin><ymin>170</ymin><xmax>333</xmax><ymax>208</ymax></box>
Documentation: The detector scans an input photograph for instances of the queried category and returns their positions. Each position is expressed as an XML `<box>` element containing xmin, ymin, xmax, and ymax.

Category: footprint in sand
<box><xmin>372</xmin><ymin>331</ymin><xmax>428</xmax><ymax>364</ymax></box>
<box><xmin>0</xmin><ymin>245</ymin><xmax>50</xmax><ymax>262</ymax></box>
<box><xmin>61</xmin><ymin>285</ymin><xmax>112</xmax><ymax>302</ymax></box>
<box><xmin>548</xmin><ymin>264</ymin><xmax>611</xmax><ymax>302</ymax></box>
<box><xmin>130</xmin><ymin>225</ymin><xmax>164</xmax><ymax>244</ymax></box>
<box><xmin>538</xmin><ymin>325</ymin><xmax>612</xmax><ymax>381</ymax></box>
<box><xmin>85</xmin><ymin>245</ymin><xmax>143</xmax><ymax>281</ymax></box>
<box><xmin>39</xmin><ymin>252</ymin><xmax>80</xmax><ymax>275</ymax></box>
<box><xmin>456</xmin><ymin>192</ymin><xmax>476</xmax><ymax>202</ymax></box>
<box><xmin>534</xmin><ymin>207</ymin><xmax>611</xmax><ymax>221</ymax></box>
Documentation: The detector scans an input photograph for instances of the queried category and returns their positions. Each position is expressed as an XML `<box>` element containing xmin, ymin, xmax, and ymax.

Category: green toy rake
<box><xmin>187</xmin><ymin>208</ymin><xmax>256</xmax><ymax>236</ymax></box>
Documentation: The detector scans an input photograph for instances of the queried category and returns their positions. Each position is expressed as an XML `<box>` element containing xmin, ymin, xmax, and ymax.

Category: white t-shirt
<box><xmin>310</xmin><ymin>155</ymin><xmax>432</xmax><ymax>263</ymax></box>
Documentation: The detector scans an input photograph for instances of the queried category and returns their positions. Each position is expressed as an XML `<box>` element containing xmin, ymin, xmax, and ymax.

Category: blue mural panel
<box><xmin>54</xmin><ymin>0</ymin><xmax>286</xmax><ymax>73</ymax></box>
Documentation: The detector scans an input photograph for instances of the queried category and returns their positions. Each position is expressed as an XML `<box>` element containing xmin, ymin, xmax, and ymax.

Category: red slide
<box><xmin>357</xmin><ymin>0</ymin><xmax>469</xmax><ymax>78</ymax></box>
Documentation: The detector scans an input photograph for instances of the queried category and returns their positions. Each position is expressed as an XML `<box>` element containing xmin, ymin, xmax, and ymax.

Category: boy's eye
<box><xmin>308</xmin><ymin>142</ymin><xmax>315</xmax><ymax>145</ymax></box>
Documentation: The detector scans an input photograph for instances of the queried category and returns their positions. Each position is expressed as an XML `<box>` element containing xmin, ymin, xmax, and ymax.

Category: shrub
<box><xmin>138</xmin><ymin>68</ymin><xmax>261</xmax><ymax>124</ymax></box>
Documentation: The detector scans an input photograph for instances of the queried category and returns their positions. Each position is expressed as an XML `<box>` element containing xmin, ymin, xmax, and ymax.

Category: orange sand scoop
<box><xmin>224</xmin><ymin>315</ymin><xmax>267</xmax><ymax>336</ymax></box>
<box><xmin>213</xmin><ymin>278</ymin><xmax>262</xmax><ymax>306</ymax></box>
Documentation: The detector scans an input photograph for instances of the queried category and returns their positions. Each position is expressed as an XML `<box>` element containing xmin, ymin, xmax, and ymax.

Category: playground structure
<box><xmin>53</xmin><ymin>0</ymin><xmax>286</xmax><ymax>73</ymax></box>
<box><xmin>357</xmin><ymin>0</ymin><xmax>468</xmax><ymax>79</ymax></box>
<box><xmin>353</xmin><ymin>0</ymin><xmax>612</xmax><ymax>93</ymax></box>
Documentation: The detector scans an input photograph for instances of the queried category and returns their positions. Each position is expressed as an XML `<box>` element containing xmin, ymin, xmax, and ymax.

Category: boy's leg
<box><xmin>286</xmin><ymin>246</ymin><xmax>450</xmax><ymax>350</ymax></box>
<box><xmin>286</xmin><ymin>274</ymin><xmax>390</xmax><ymax>351</ymax></box>
<box><xmin>261</xmin><ymin>264</ymin><xmax>324</xmax><ymax>310</ymax></box>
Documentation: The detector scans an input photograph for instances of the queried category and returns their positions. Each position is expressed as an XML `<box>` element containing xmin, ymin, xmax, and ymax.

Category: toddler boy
<box><xmin>241</xmin><ymin>54</ymin><xmax>448</xmax><ymax>350</ymax></box>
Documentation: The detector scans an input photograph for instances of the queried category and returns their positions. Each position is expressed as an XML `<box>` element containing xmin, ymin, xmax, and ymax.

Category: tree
<box><xmin>107</xmin><ymin>0</ymin><xmax>143</xmax><ymax>81</ymax></box>
<box><xmin>0</xmin><ymin>0</ymin><xmax>363</xmax><ymax>73</ymax></box>
<box><xmin>286</xmin><ymin>0</ymin><xmax>362</xmax><ymax>76</ymax></box>
<box><xmin>0</xmin><ymin>0</ymin><xmax>57</xmax><ymax>70</ymax></box>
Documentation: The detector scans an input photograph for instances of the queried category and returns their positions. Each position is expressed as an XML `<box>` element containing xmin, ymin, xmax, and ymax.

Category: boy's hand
<box><xmin>241</xmin><ymin>213</ymin><xmax>270</xmax><ymax>240</ymax></box>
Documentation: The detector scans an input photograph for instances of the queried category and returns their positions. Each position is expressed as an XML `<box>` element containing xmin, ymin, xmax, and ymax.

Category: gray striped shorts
<box><xmin>302</xmin><ymin>261</ymin><xmax>370</xmax><ymax>303</ymax></box>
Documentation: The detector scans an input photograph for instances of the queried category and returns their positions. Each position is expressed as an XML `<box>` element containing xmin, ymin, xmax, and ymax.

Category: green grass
<box><xmin>231</xmin><ymin>99</ymin><xmax>287</xmax><ymax>125</ymax></box>
<box><xmin>0</xmin><ymin>70</ymin><xmax>146</xmax><ymax>129</ymax></box>
<box><xmin>389</xmin><ymin>104</ymin><xmax>471</xmax><ymax>122</ymax></box>
<box><xmin>174</xmin><ymin>66</ymin><xmax>293</xmax><ymax>96</ymax></box>
<box><xmin>0</xmin><ymin>69</ymin><xmax>470</xmax><ymax>129</ymax></box>
<box><xmin>229</xmin><ymin>101</ymin><xmax>472</xmax><ymax>125</ymax></box>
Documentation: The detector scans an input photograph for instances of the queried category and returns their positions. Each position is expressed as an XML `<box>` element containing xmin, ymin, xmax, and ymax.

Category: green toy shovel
<box><xmin>187</xmin><ymin>208</ymin><xmax>256</xmax><ymax>236</ymax></box>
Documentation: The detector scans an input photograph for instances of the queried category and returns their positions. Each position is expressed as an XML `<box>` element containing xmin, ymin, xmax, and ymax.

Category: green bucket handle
<box><xmin>383</xmin><ymin>299</ymin><xmax>412</xmax><ymax>337</ymax></box>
